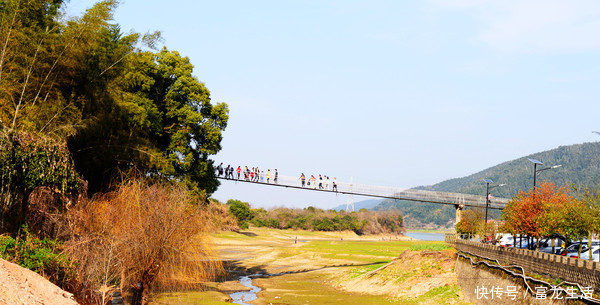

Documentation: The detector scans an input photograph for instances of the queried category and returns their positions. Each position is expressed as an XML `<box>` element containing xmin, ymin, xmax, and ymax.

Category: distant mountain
<box><xmin>333</xmin><ymin>199</ymin><xmax>383</xmax><ymax>212</ymax></box>
<box><xmin>375</xmin><ymin>142</ymin><xmax>600</xmax><ymax>229</ymax></box>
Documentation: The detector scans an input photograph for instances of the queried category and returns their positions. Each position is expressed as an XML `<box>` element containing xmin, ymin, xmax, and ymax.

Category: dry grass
<box><xmin>64</xmin><ymin>179</ymin><xmax>222</xmax><ymax>305</ymax></box>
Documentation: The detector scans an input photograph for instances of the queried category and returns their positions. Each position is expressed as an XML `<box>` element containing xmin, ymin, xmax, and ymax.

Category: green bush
<box><xmin>0</xmin><ymin>131</ymin><xmax>82</xmax><ymax>233</ymax></box>
<box><xmin>227</xmin><ymin>199</ymin><xmax>252</xmax><ymax>224</ymax></box>
<box><xmin>312</xmin><ymin>218</ymin><xmax>335</xmax><ymax>231</ymax></box>
<box><xmin>0</xmin><ymin>227</ymin><xmax>73</xmax><ymax>287</ymax></box>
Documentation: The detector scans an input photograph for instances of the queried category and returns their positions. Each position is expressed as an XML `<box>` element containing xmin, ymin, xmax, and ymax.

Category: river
<box><xmin>404</xmin><ymin>231</ymin><xmax>446</xmax><ymax>241</ymax></box>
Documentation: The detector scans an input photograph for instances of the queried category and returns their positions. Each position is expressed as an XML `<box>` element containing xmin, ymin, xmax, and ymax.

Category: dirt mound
<box><xmin>339</xmin><ymin>249</ymin><xmax>457</xmax><ymax>299</ymax></box>
<box><xmin>0</xmin><ymin>258</ymin><xmax>77</xmax><ymax>305</ymax></box>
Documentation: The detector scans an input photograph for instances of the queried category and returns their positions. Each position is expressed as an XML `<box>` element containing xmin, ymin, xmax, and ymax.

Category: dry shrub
<box><xmin>65</xmin><ymin>179</ymin><xmax>221</xmax><ymax>305</ymax></box>
<box><xmin>27</xmin><ymin>186</ymin><xmax>78</xmax><ymax>239</ymax></box>
<box><xmin>205</xmin><ymin>199</ymin><xmax>239</xmax><ymax>232</ymax></box>
<box><xmin>249</xmin><ymin>205</ymin><xmax>404</xmax><ymax>235</ymax></box>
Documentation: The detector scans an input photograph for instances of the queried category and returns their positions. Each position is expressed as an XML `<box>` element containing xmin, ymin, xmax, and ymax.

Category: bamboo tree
<box><xmin>0</xmin><ymin>0</ymin><xmax>21</xmax><ymax>89</ymax></box>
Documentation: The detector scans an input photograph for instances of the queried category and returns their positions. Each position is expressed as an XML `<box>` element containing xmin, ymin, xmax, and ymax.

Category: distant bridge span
<box><xmin>217</xmin><ymin>174</ymin><xmax>510</xmax><ymax>210</ymax></box>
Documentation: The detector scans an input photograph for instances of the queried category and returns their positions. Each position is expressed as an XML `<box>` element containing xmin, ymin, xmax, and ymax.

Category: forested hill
<box><xmin>375</xmin><ymin>142</ymin><xmax>600</xmax><ymax>229</ymax></box>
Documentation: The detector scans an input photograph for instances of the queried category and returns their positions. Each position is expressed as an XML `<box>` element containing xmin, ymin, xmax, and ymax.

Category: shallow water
<box><xmin>229</xmin><ymin>275</ymin><xmax>261</xmax><ymax>305</ymax></box>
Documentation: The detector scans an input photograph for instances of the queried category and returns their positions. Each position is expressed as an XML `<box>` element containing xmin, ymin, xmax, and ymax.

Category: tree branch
<box><xmin>11</xmin><ymin>37</ymin><xmax>42</xmax><ymax>130</ymax></box>
<box><xmin>0</xmin><ymin>0</ymin><xmax>20</xmax><ymax>86</ymax></box>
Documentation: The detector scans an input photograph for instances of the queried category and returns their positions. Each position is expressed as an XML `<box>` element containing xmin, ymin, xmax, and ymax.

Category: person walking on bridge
<box><xmin>266</xmin><ymin>169</ymin><xmax>271</xmax><ymax>183</ymax></box>
<box><xmin>332</xmin><ymin>177</ymin><xmax>338</xmax><ymax>192</ymax></box>
<box><xmin>318</xmin><ymin>175</ymin><xmax>323</xmax><ymax>189</ymax></box>
<box><xmin>237</xmin><ymin>166</ymin><xmax>241</xmax><ymax>180</ymax></box>
<box><xmin>274</xmin><ymin>169</ymin><xmax>278</xmax><ymax>184</ymax></box>
<box><xmin>224</xmin><ymin>165</ymin><xmax>230</xmax><ymax>179</ymax></box>
<box><xmin>217</xmin><ymin>162</ymin><xmax>223</xmax><ymax>177</ymax></box>
<box><xmin>300</xmin><ymin>173</ymin><xmax>306</xmax><ymax>187</ymax></box>
<box><xmin>310</xmin><ymin>175</ymin><xmax>316</xmax><ymax>189</ymax></box>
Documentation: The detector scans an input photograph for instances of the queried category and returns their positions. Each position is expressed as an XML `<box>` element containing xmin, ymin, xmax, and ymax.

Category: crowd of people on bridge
<box><xmin>216</xmin><ymin>163</ymin><xmax>278</xmax><ymax>184</ymax></box>
<box><xmin>215</xmin><ymin>163</ymin><xmax>338</xmax><ymax>192</ymax></box>
<box><xmin>299</xmin><ymin>173</ymin><xmax>337</xmax><ymax>192</ymax></box>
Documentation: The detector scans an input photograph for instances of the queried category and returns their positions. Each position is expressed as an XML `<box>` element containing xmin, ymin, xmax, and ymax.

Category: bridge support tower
<box><xmin>454</xmin><ymin>203</ymin><xmax>465</xmax><ymax>229</ymax></box>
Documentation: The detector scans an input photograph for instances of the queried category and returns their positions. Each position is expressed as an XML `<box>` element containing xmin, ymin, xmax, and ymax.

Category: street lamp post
<box><xmin>528</xmin><ymin>158</ymin><xmax>561</xmax><ymax>192</ymax></box>
<box><xmin>529</xmin><ymin>159</ymin><xmax>543</xmax><ymax>191</ymax></box>
<box><xmin>526</xmin><ymin>159</ymin><xmax>561</xmax><ymax>252</ymax></box>
<box><xmin>483</xmin><ymin>179</ymin><xmax>506</xmax><ymax>225</ymax></box>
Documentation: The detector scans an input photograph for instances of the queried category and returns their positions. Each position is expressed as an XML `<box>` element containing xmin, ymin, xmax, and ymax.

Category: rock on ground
<box><xmin>0</xmin><ymin>258</ymin><xmax>78</xmax><ymax>305</ymax></box>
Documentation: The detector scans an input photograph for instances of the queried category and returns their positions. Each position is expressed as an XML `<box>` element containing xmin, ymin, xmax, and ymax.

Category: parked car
<box><xmin>497</xmin><ymin>235</ymin><xmax>515</xmax><ymax>247</ymax></box>
<box><xmin>564</xmin><ymin>241</ymin><xmax>600</xmax><ymax>257</ymax></box>
<box><xmin>579</xmin><ymin>246</ymin><xmax>600</xmax><ymax>262</ymax></box>
<box><xmin>501</xmin><ymin>235</ymin><xmax>526</xmax><ymax>248</ymax></box>
<box><xmin>536</xmin><ymin>237</ymin><xmax>565</xmax><ymax>254</ymax></box>
<box><xmin>566</xmin><ymin>245</ymin><xmax>592</xmax><ymax>258</ymax></box>
<box><xmin>515</xmin><ymin>240</ymin><xmax>531</xmax><ymax>249</ymax></box>
<box><xmin>561</xmin><ymin>243</ymin><xmax>588</xmax><ymax>256</ymax></box>
<box><xmin>512</xmin><ymin>236</ymin><xmax>565</xmax><ymax>253</ymax></box>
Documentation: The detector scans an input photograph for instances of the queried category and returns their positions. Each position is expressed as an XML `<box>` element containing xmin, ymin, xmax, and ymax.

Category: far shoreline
<box><xmin>405</xmin><ymin>229</ymin><xmax>453</xmax><ymax>234</ymax></box>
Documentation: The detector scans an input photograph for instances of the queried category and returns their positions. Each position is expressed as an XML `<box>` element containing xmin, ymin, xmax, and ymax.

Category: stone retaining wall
<box><xmin>446</xmin><ymin>234</ymin><xmax>600</xmax><ymax>293</ymax></box>
<box><xmin>455</xmin><ymin>255</ymin><xmax>580</xmax><ymax>305</ymax></box>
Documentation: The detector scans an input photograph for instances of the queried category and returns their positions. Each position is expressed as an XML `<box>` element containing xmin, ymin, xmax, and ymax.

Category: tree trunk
<box><xmin>120</xmin><ymin>269</ymin><xmax>126</xmax><ymax>293</ymax></box>
<box><xmin>130</xmin><ymin>271</ymin><xmax>155</xmax><ymax>305</ymax></box>
<box><xmin>589</xmin><ymin>232</ymin><xmax>593</xmax><ymax>261</ymax></box>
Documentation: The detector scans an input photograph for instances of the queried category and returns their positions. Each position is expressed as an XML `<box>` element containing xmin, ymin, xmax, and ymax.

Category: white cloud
<box><xmin>434</xmin><ymin>0</ymin><xmax>600</xmax><ymax>53</ymax></box>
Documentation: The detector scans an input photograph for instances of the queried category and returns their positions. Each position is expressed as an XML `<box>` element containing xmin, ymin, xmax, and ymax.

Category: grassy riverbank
<box><xmin>154</xmin><ymin>228</ymin><xmax>472</xmax><ymax>305</ymax></box>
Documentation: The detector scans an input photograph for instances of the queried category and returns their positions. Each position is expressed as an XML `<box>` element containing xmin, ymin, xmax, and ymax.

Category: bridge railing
<box><xmin>446</xmin><ymin>234</ymin><xmax>600</xmax><ymax>293</ymax></box>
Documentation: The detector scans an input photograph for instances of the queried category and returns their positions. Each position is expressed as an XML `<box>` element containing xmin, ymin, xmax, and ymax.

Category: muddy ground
<box><xmin>154</xmin><ymin>228</ymin><xmax>472</xmax><ymax>305</ymax></box>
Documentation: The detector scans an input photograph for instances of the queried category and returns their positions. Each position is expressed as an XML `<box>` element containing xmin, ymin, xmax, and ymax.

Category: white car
<box><xmin>578</xmin><ymin>246</ymin><xmax>600</xmax><ymax>262</ymax></box>
<box><xmin>497</xmin><ymin>235</ymin><xmax>515</xmax><ymax>247</ymax></box>
<box><xmin>563</xmin><ymin>241</ymin><xmax>600</xmax><ymax>256</ymax></box>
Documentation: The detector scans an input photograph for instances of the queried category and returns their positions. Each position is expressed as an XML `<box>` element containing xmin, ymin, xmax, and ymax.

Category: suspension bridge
<box><xmin>216</xmin><ymin>174</ymin><xmax>510</xmax><ymax>212</ymax></box>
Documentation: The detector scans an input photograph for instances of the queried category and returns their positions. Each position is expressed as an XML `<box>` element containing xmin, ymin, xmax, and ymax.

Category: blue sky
<box><xmin>68</xmin><ymin>0</ymin><xmax>600</xmax><ymax>208</ymax></box>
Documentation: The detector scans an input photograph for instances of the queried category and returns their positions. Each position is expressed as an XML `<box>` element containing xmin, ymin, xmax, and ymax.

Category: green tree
<box><xmin>558</xmin><ymin>199</ymin><xmax>590</xmax><ymax>256</ymax></box>
<box><xmin>573</xmin><ymin>181</ymin><xmax>600</xmax><ymax>259</ymax></box>
<box><xmin>69</xmin><ymin>47</ymin><xmax>228</xmax><ymax>196</ymax></box>
<box><xmin>536</xmin><ymin>185</ymin><xmax>577</xmax><ymax>252</ymax></box>
<box><xmin>228</xmin><ymin>199</ymin><xmax>252</xmax><ymax>226</ymax></box>
<box><xmin>1</xmin><ymin>0</ymin><xmax>228</xmax><ymax>199</ymax></box>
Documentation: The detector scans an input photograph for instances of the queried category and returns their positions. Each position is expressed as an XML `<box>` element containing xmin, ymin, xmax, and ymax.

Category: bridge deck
<box><xmin>217</xmin><ymin>174</ymin><xmax>508</xmax><ymax>210</ymax></box>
